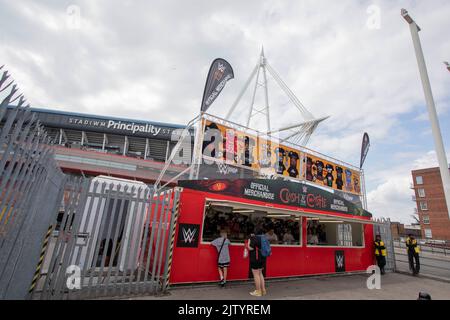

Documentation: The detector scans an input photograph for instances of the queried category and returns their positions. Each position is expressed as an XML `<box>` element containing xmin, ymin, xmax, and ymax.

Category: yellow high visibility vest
<box><xmin>374</xmin><ymin>240</ymin><xmax>387</xmax><ymax>256</ymax></box>
<box><xmin>406</xmin><ymin>238</ymin><xmax>420</xmax><ymax>254</ymax></box>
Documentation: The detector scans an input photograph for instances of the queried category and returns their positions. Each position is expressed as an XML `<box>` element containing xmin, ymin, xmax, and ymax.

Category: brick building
<box><xmin>390</xmin><ymin>222</ymin><xmax>422</xmax><ymax>240</ymax></box>
<box><xmin>411</xmin><ymin>167</ymin><xmax>450</xmax><ymax>240</ymax></box>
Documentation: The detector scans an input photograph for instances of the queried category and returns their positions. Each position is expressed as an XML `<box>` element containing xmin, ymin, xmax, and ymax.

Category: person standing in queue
<box><xmin>374</xmin><ymin>235</ymin><xmax>387</xmax><ymax>275</ymax></box>
<box><xmin>211</xmin><ymin>230</ymin><xmax>231</xmax><ymax>287</ymax></box>
<box><xmin>406</xmin><ymin>234</ymin><xmax>420</xmax><ymax>275</ymax></box>
<box><xmin>247</xmin><ymin>229</ymin><xmax>269</xmax><ymax>297</ymax></box>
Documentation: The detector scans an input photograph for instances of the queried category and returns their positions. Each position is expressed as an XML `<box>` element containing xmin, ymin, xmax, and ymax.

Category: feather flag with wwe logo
<box><xmin>200</xmin><ymin>58</ymin><xmax>234</xmax><ymax>113</ymax></box>
<box><xmin>360</xmin><ymin>132</ymin><xmax>370</xmax><ymax>169</ymax></box>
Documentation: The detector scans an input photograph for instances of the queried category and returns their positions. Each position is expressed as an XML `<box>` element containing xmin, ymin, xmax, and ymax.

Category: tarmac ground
<box><xmin>129</xmin><ymin>272</ymin><xmax>450</xmax><ymax>300</ymax></box>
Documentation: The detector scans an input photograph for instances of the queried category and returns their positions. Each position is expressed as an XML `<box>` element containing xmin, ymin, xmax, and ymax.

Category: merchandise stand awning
<box><xmin>207</xmin><ymin>198</ymin><xmax>377</xmax><ymax>225</ymax></box>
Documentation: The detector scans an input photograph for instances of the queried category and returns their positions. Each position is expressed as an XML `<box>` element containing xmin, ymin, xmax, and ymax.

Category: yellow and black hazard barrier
<box><xmin>163</xmin><ymin>191</ymin><xmax>181</xmax><ymax>291</ymax></box>
<box><xmin>29</xmin><ymin>224</ymin><xmax>53</xmax><ymax>293</ymax></box>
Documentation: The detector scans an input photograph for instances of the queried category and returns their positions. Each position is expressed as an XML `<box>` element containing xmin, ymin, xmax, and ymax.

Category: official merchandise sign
<box><xmin>334</xmin><ymin>190</ymin><xmax>363</xmax><ymax>208</ymax></box>
<box><xmin>178</xmin><ymin>179</ymin><xmax>372</xmax><ymax>218</ymax></box>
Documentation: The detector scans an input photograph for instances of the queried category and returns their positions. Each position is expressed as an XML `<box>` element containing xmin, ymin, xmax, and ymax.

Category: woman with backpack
<box><xmin>247</xmin><ymin>228</ymin><xmax>270</xmax><ymax>297</ymax></box>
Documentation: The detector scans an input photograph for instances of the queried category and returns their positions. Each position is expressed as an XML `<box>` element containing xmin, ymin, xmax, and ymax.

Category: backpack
<box><xmin>258</xmin><ymin>235</ymin><xmax>272</xmax><ymax>257</ymax></box>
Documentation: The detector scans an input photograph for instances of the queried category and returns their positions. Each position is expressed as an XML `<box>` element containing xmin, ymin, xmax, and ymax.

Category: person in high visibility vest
<box><xmin>406</xmin><ymin>234</ymin><xmax>420</xmax><ymax>275</ymax></box>
<box><xmin>374</xmin><ymin>234</ymin><xmax>387</xmax><ymax>275</ymax></box>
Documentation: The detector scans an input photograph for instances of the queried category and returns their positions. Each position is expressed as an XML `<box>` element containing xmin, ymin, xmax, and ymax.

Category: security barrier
<box><xmin>33</xmin><ymin>178</ymin><xmax>181</xmax><ymax>300</ymax></box>
<box><xmin>1</xmin><ymin>66</ymin><xmax>181</xmax><ymax>300</ymax></box>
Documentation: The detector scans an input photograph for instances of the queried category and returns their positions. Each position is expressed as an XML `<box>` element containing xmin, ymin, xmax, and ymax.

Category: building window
<box><xmin>307</xmin><ymin>219</ymin><xmax>364</xmax><ymax>247</ymax></box>
<box><xmin>419</xmin><ymin>201</ymin><xmax>428</xmax><ymax>211</ymax></box>
<box><xmin>418</xmin><ymin>188</ymin><xmax>425</xmax><ymax>198</ymax></box>
<box><xmin>424</xmin><ymin>228</ymin><xmax>432</xmax><ymax>239</ymax></box>
<box><xmin>202</xmin><ymin>202</ymin><xmax>301</xmax><ymax>245</ymax></box>
<box><xmin>337</xmin><ymin>224</ymin><xmax>353</xmax><ymax>247</ymax></box>
<box><xmin>422</xmin><ymin>215</ymin><xmax>430</xmax><ymax>224</ymax></box>
<box><xmin>415</xmin><ymin>176</ymin><xmax>423</xmax><ymax>185</ymax></box>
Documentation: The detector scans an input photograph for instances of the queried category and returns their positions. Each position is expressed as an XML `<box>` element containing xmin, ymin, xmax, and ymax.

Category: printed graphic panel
<box><xmin>203</xmin><ymin>120</ymin><xmax>302</xmax><ymax>180</ymax></box>
<box><xmin>302</xmin><ymin>154</ymin><xmax>362</xmax><ymax>195</ymax></box>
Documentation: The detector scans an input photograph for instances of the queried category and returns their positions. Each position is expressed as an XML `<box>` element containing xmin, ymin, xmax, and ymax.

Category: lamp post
<box><xmin>402</xmin><ymin>9</ymin><xmax>450</xmax><ymax>219</ymax></box>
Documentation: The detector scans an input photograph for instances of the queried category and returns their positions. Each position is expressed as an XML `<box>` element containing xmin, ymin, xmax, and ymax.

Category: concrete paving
<box><xmin>128</xmin><ymin>272</ymin><xmax>450</xmax><ymax>300</ymax></box>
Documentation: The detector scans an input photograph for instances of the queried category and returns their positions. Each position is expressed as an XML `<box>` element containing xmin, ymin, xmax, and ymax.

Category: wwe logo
<box><xmin>217</xmin><ymin>163</ymin><xmax>238</xmax><ymax>175</ymax></box>
<box><xmin>182</xmin><ymin>228</ymin><xmax>197</xmax><ymax>243</ymax></box>
<box><xmin>336</xmin><ymin>255</ymin><xmax>344</xmax><ymax>268</ymax></box>
<box><xmin>217</xmin><ymin>163</ymin><xmax>229</xmax><ymax>175</ymax></box>
<box><xmin>217</xmin><ymin>63</ymin><xmax>225</xmax><ymax>73</ymax></box>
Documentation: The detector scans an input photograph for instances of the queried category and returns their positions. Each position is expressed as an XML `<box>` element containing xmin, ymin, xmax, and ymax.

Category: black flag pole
<box><xmin>155</xmin><ymin>58</ymin><xmax>235</xmax><ymax>188</ymax></box>
<box><xmin>189</xmin><ymin>58</ymin><xmax>235</xmax><ymax>180</ymax></box>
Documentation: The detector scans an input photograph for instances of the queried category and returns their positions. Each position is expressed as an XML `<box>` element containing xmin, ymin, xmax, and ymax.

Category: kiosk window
<box><xmin>307</xmin><ymin>219</ymin><xmax>364</xmax><ymax>247</ymax></box>
<box><xmin>202</xmin><ymin>202</ymin><xmax>301</xmax><ymax>245</ymax></box>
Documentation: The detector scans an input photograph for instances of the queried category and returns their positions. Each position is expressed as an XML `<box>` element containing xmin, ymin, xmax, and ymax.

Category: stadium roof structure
<box><xmin>28</xmin><ymin>106</ymin><xmax>187</xmax><ymax>129</ymax></box>
<box><xmin>224</xmin><ymin>48</ymin><xmax>328</xmax><ymax>146</ymax></box>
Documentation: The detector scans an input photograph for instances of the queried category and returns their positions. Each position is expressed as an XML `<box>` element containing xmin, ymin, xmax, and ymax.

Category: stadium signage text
<box><xmin>107</xmin><ymin>120</ymin><xmax>161</xmax><ymax>135</ymax></box>
<box><xmin>67</xmin><ymin>117</ymin><xmax>165</xmax><ymax>136</ymax></box>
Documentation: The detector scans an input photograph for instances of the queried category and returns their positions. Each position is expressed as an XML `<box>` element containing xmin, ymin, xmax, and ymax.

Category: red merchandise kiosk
<box><xmin>169</xmin><ymin>178</ymin><xmax>376</xmax><ymax>284</ymax></box>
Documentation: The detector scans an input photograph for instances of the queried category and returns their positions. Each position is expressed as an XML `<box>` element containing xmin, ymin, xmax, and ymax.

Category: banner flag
<box><xmin>360</xmin><ymin>132</ymin><xmax>370</xmax><ymax>168</ymax></box>
<box><xmin>200</xmin><ymin>58</ymin><xmax>234</xmax><ymax>113</ymax></box>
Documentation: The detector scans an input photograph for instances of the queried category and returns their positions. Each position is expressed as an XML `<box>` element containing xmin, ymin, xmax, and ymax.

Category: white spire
<box><xmin>225</xmin><ymin>48</ymin><xmax>327</xmax><ymax>146</ymax></box>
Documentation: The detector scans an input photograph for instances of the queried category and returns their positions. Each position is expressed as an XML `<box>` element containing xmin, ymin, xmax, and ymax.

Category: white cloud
<box><xmin>412</xmin><ymin>150</ymin><xmax>449</xmax><ymax>170</ymax></box>
<box><xmin>367</xmin><ymin>175</ymin><xmax>413</xmax><ymax>223</ymax></box>
<box><xmin>367</xmin><ymin>150</ymin><xmax>450</xmax><ymax>223</ymax></box>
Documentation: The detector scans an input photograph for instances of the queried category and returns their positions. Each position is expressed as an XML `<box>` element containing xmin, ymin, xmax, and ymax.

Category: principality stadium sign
<box><xmin>62</xmin><ymin>115</ymin><xmax>186</xmax><ymax>139</ymax></box>
<box><xmin>68</xmin><ymin>117</ymin><xmax>162</xmax><ymax>135</ymax></box>
<box><xmin>106</xmin><ymin>120</ymin><xmax>161</xmax><ymax>135</ymax></box>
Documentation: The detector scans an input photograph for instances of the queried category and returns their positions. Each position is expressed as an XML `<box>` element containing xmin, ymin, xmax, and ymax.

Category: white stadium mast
<box><xmin>225</xmin><ymin>48</ymin><xmax>328</xmax><ymax>146</ymax></box>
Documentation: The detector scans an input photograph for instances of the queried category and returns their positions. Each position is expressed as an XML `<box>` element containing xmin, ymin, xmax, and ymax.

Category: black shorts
<box><xmin>218</xmin><ymin>262</ymin><xmax>230</xmax><ymax>268</ymax></box>
<box><xmin>250</xmin><ymin>259</ymin><xmax>264</xmax><ymax>270</ymax></box>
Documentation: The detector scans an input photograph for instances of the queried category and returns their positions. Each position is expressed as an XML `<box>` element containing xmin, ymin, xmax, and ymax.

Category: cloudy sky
<box><xmin>1</xmin><ymin>0</ymin><xmax>449</xmax><ymax>223</ymax></box>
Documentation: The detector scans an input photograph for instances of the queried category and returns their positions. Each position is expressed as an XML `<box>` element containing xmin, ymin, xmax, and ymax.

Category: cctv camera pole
<box><xmin>402</xmin><ymin>9</ymin><xmax>450</xmax><ymax>219</ymax></box>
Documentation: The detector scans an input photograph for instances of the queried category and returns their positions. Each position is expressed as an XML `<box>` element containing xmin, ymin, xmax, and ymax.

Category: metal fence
<box><xmin>31</xmin><ymin>178</ymin><xmax>181</xmax><ymax>300</ymax></box>
<box><xmin>1</xmin><ymin>67</ymin><xmax>182</xmax><ymax>300</ymax></box>
<box><xmin>0</xmin><ymin>72</ymin><xmax>67</xmax><ymax>299</ymax></box>
<box><xmin>393</xmin><ymin>239</ymin><xmax>450</xmax><ymax>279</ymax></box>
<box><xmin>373</xmin><ymin>218</ymin><xmax>396</xmax><ymax>272</ymax></box>
<box><xmin>394</xmin><ymin>239</ymin><xmax>450</xmax><ymax>256</ymax></box>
